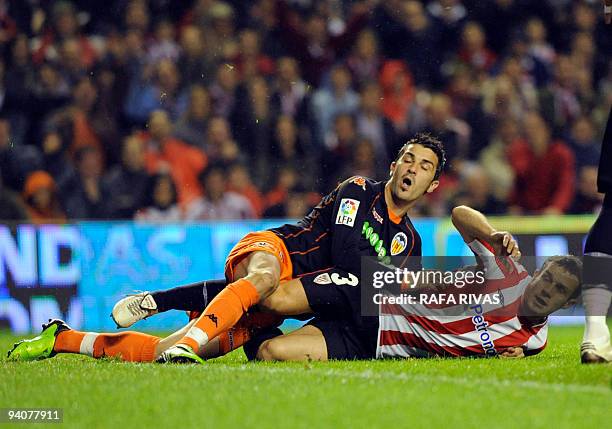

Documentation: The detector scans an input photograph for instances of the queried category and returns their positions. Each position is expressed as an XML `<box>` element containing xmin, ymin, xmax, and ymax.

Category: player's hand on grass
<box><xmin>499</xmin><ymin>347</ymin><xmax>525</xmax><ymax>359</ymax></box>
<box><xmin>490</xmin><ymin>231</ymin><xmax>521</xmax><ymax>260</ymax></box>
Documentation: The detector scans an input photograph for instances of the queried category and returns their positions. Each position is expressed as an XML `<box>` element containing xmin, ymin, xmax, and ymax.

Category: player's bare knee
<box><xmin>257</xmin><ymin>338</ymin><xmax>286</xmax><ymax>361</ymax></box>
<box><xmin>259</xmin><ymin>288</ymin><xmax>286</xmax><ymax>313</ymax></box>
<box><xmin>246</xmin><ymin>269</ymin><xmax>279</xmax><ymax>299</ymax></box>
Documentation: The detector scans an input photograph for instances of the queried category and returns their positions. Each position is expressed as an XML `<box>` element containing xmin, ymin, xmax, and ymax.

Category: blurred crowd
<box><xmin>0</xmin><ymin>0</ymin><xmax>610</xmax><ymax>223</ymax></box>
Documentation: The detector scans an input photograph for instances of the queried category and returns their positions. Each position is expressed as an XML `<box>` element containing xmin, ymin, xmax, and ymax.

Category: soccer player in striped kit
<box><xmin>254</xmin><ymin>206</ymin><xmax>581</xmax><ymax>361</ymax></box>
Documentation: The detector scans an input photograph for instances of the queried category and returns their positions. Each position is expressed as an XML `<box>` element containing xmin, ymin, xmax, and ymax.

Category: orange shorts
<box><xmin>224</xmin><ymin>231</ymin><xmax>293</xmax><ymax>282</ymax></box>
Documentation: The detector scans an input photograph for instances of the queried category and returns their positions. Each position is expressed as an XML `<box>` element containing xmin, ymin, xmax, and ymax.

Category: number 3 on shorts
<box><xmin>330</xmin><ymin>272</ymin><xmax>359</xmax><ymax>287</ymax></box>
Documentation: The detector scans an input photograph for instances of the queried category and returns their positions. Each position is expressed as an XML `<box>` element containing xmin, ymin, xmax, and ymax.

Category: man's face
<box><xmin>149</xmin><ymin>111</ymin><xmax>171</xmax><ymax>141</ymax></box>
<box><xmin>522</xmin><ymin>262</ymin><xmax>580</xmax><ymax>318</ymax></box>
<box><xmin>389</xmin><ymin>144</ymin><xmax>439</xmax><ymax>204</ymax></box>
<box><xmin>122</xmin><ymin>137</ymin><xmax>145</xmax><ymax>171</ymax></box>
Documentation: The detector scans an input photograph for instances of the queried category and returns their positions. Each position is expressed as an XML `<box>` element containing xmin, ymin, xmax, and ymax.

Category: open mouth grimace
<box><xmin>401</xmin><ymin>177</ymin><xmax>412</xmax><ymax>190</ymax></box>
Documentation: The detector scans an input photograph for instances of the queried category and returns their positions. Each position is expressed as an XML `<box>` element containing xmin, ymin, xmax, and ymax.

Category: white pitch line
<box><xmin>204</xmin><ymin>364</ymin><xmax>611</xmax><ymax>395</ymax></box>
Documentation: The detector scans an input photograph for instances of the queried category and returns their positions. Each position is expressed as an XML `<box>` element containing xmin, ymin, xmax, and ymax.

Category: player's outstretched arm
<box><xmin>451</xmin><ymin>206</ymin><xmax>521</xmax><ymax>259</ymax></box>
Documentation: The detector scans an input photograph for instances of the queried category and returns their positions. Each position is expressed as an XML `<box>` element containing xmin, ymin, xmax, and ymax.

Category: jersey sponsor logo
<box><xmin>390</xmin><ymin>232</ymin><xmax>408</xmax><ymax>256</ymax></box>
<box><xmin>470</xmin><ymin>304</ymin><xmax>498</xmax><ymax>357</ymax></box>
<box><xmin>313</xmin><ymin>273</ymin><xmax>332</xmax><ymax>284</ymax></box>
<box><xmin>336</xmin><ymin>198</ymin><xmax>360</xmax><ymax>227</ymax></box>
<box><xmin>372</xmin><ymin>208</ymin><xmax>384</xmax><ymax>224</ymax></box>
<box><xmin>362</xmin><ymin>221</ymin><xmax>391</xmax><ymax>264</ymax></box>
<box><xmin>351</xmin><ymin>176</ymin><xmax>367</xmax><ymax>191</ymax></box>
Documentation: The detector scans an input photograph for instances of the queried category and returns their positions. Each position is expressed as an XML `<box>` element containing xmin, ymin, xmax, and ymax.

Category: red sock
<box><xmin>55</xmin><ymin>330</ymin><xmax>160</xmax><ymax>362</ymax></box>
<box><xmin>179</xmin><ymin>278</ymin><xmax>260</xmax><ymax>351</ymax></box>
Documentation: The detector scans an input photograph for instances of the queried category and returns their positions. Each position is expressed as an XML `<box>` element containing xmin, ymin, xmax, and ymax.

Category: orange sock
<box><xmin>55</xmin><ymin>330</ymin><xmax>160</xmax><ymax>362</ymax></box>
<box><xmin>179</xmin><ymin>278</ymin><xmax>260</xmax><ymax>351</ymax></box>
<box><xmin>54</xmin><ymin>330</ymin><xmax>86</xmax><ymax>354</ymax></box>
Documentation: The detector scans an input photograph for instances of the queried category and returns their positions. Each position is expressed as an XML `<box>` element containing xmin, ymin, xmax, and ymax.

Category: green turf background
<box><xmin>1</xmin><ymin>325</ymin><xmax>610</xmax><ymax>429</ymax></box>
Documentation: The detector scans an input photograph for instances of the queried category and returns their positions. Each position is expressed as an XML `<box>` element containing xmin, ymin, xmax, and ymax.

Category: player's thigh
<box><xmin>257</xmin><ymin>325</ymin><xmax>328</xmax><ymax>361</ymax></box>
<box><xmin>259</xmin><ymin>278</ymin><xmax>312</xmax><ymax>315</ymax></box>
<box><xmin>233</xmin><ymin>250</ymin><xmax>282</xmax><ymax>299</ymax></box>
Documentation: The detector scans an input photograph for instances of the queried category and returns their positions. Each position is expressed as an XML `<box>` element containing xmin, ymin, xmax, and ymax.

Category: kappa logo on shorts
<box><xmin>313</xmin><ymin>273</ymin><xmax>332</xmax><ymax>284</ymax></box>
<box><xmin>336</xmin><ymin>198</ymin><xmax>360</xmax><ymax>227</ymax></box>
<box><xmin>351</xmin><ymin>176</ymin><xmax>367</xmax><ymax>191</ymax></box>
<box><xmin>390</xmin><ymin>232</ymin><xmax>408</xmax><ymax>256</ymax></box>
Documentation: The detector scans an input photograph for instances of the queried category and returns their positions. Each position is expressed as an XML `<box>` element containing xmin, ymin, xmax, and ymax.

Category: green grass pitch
<box><xmin>1</xmin><ymin>325</ymin><xmax>610</xmax><ymax>429</ymax></box>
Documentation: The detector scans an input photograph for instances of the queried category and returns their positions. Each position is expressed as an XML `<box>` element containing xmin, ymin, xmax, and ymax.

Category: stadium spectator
<box><xmin>185</xmin><ymin>164</ymin><xmax>255</xmax><ymax>220</ymax></box>
<box><xmin>192</xmin><ymin>1</ymin><xmax>238</xmax><ymax>66</ymax></box>
<box><xmin>456</xmin><ymin>21</ymin><xmax>496</xmax><ymax>79</ymax></box>
<box><xmin>311</xmin><ymin>64</ymin><xmax>359</xmax><ymax>147</ymax></box>
<box><xmin>209</xmin><ymin>62</ymin><xmax>239</xmax><ymax>118</ymax></box>
<box><xmin>264</xmin><ymin>165</ymin><xmax>300</xmax><ymax>211</ymax></box>
<box><xmin>570</xmin><ymin>165</ymin><xmax>604</xmax><ymax>214</ymax></box>
<box><xmin>54</xmin><ymin>77</ymin><xmax>105</xmax><ymax>158</ymax></box>
<box><xmin>123</xmin><ymin>0</ymin><xmax>151</xmax><ymax>35</ymax></box>
<box><xmin>379</xmin><ymin>60</ymin><xmax>420</xmax><ymax>136</ymax></box>
<box><xmin>135</xmin><ymin>172</ymin><xmax>182</xmax><ymax>222</ymax></box>
<box><xmin>32</xmin><ymin>1</ymin><xmax>99</xmax><ymax>68</ymax></box>
<box><xmin>525</xmin><ymin>18</ymin><xmax>555</xmax><ymax>69</ymax></box>
<box><xmin>346</xmin><ymin>29</ymin><xmax>381</xmax><ymax>88</ymax></box>
<box><xmin>479</xmin><ymin>118</ymin><xmax>519</xmax><ymax>201</ymax></box>
<box><xmin>0</xmin><ymin>117</ymin><xmax>43</xmax><ymax>192</ymax></box>
<box><xmin>22</xmin><ymin>170</ymin><xmax>65</xmax><ymax>224</ymax></box>
<box><xmin>40</xmin><ymin>128</ymin><xmax>75</xmax><ymax>186</ymax></box>
<box><xmin>508</xmin><ymin>112</ymin><xmax>576</xmax><ymax>214</ymax></box>
<box><xmin>232</xmin><ymin>75</ymin><xmax>276</xmax><ymax>158</ymax></box>
<box><xmin>274</xmin><ymin>0</ymin><xmax>370</xmax><ymax>86</ymax></box>
<box><xmin>0</xmin><ymin>175</ymin><xmax>28</xmax><ymax>221</ymax></box>
<box><xmin>232</xmin><ymin>28</ymin><xmax>275</xmax><ymax>80</ymax></box>
<box><xmin>340</xmin><ymin>137</ymin><xmax>382</xmax><ymax>181</ymax></box>
<box><xmin>173</xmin><ymin>84</ymin><xmax>212</xmax><ymax>148</ymax></box>
<box><xmin>355</xmin><ymin>82</ymin><xmax>395</xmax><ymax>166</ymax></box>
<box><xmin>267</xmin><ymin>115</ymin><xmax>317</xmax><ymax>191</ymax></box>
<box><xmin>539</xmin><ymin>55</ymin><xmax>582</xmax><ymax>134</ymax></box>
<box><xmin>568</xmin><ymin>115</ymin><xmax>601</xmax><ymax>172</ymax></box>
<box><xmin>322</xmin><ymin>113</ymin><xmax>359</xmax><ymax>189</ymax></box>
<box><xmin>125</xmin><ymin>59</ymin><xmax>188</xmax><ymax>123</ymax></box>
<box><xmin>4</xmin><ymin>34</ymin><xmax>36</xmax><ymax>146</ymax></box>
<box><xmin>269</xmin><ymin>56</ymin><xmax>311</xmax><ymax>125</ymax></box>
<box><xmin>451</xmin><ymin>163</ymin><xmax>507</xmax><ymax>215</ymax></box>
<box><xmin>398</xmin><ymin>0</ymin><xmax>443</xmax><ymax>87</ymax></box>
<box><xmin>227</xmin><ymin>163</ymin><xmax>264</xmax><ymax>218</ymax></box>
<box><xmin>205</xmin><ymin>116</ymin><xmax>244</xmax><ymax>166</ymax></box>
<box><xmin>103</xmin><ymin>135</ymin><xmax>151</xmax><ymax>219</ymax></box>
<box><xmin>177</xmin><ymin>25</ymin><xmax>215</xmax><ymax>87</ymax></box>
<box><xmin>141</xmin><ymin>110</ymin><xmax>206</xmax><ymax>205</ymax></box>
<box><xmin>59</xmin><ymin>146</ymin><xmax>109</xmax><ymax>219</ymax></box>
<box><xmin>426</xmin><ymin>0</ymin><xmax>467</xmax><ymax>56</ymax></box>
<box><xmin>147</xmin><ymin>19</ymin><xmax>180</xmax><ymax>64</ymax></box>
<box><xmin>263</xmin><ymin>184</ymin><xmax>311</xmax><ymax>219</ymax></box>
<box><xmin>422</xmin><ymin>93</ymin><xmax>470</xmax><ymax>169</ymax></box>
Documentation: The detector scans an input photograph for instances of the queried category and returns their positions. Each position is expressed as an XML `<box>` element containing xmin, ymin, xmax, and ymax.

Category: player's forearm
<box><xmin>451</xmin><ymin>206</ymin><xmax>496</xmax><ymax>244</ymax></box>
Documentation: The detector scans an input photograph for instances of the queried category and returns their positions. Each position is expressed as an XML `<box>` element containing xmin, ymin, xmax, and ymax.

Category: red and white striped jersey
<box><xmin>376</xmin><ymin>239</ymin><xmax>549</xmax><ymax>358</ymax></box>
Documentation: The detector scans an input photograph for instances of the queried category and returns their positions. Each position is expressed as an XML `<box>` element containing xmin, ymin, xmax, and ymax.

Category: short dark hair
<box><xmin>395</xmin><ymin>133</ymin><xmax>446</xmax><ymax>180</ymax></box>
<box><xmin>543</xmin><ymin>255</ymin><xmax>583</xmax><ymax>300</ymax></box>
